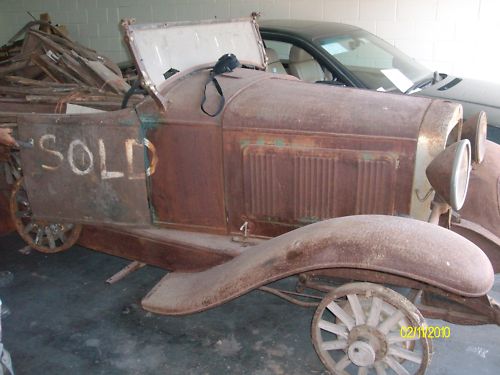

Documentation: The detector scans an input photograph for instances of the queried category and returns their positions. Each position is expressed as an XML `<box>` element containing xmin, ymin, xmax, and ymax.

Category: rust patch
<box><xmin>286</xmin><ymin>249</ymin><xmax>301</xmax><ymax>262</ymax></box>
<box><xmin>242</xmin><ymin>145</ymin><xmax>398</xmax><ymax>224</ymax></box>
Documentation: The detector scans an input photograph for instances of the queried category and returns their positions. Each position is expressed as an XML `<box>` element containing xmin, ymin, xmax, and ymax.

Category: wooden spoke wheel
<box><xmin>312</xmin><ymin>282</ymin><xmax>431</xmax><ymax>375</ymax></box>
<box><xmin>10</xmin><ymin>179</ymin><xmax>82</xmax><ymax>253</ymax></box>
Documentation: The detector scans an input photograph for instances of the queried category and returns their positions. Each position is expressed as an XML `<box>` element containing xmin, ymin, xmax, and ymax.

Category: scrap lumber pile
<box><xmin>0</xmin><ymin>17</ymin><xmax>143</xmax><ymax>115</ymax></box>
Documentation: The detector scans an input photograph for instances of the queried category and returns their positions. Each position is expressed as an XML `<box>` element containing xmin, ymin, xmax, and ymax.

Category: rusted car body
<box><xmin>1</xmin><ymin>17</ymin><xmax>500</xmax><ymax>374</ymax></box>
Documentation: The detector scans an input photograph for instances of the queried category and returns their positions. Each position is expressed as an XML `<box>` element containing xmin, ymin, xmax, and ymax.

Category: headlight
<box><xmin>462</xmin><ymin>111</ymin><xmax>487</xmax><ymax>164</ymax></box>
<box><xmin>426</xmin><ymin>139</ymin><xmax>472</xmax><ymax>210</ymax></box>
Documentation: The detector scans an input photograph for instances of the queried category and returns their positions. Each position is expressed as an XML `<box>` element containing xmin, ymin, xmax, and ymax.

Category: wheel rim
<box><xmin>10</xmin><ymin>178</ymin><xmax>82</xmax><ymax>253</ymax></box>
<box><xmin>312</xmin><ymin>282</ymin><xmax>431</xmax><ymax>375</ymax></box>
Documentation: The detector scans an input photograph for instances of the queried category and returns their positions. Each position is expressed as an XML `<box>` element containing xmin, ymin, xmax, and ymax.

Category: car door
<box><xmin>119</xmin><ymin>18</ymin><xmax>268</xmax><ymax>232</ymax></box>
<box><xmin>16</xmin><ymin>108</ymin><xmax>152</xmax><ymax>225</ymax></box>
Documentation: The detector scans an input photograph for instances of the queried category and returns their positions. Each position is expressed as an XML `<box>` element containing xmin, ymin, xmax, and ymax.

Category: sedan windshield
<box><xmin>317</xmin><ymin>30</ymin><xmax>432</xmax><ymax>92</ymax></box>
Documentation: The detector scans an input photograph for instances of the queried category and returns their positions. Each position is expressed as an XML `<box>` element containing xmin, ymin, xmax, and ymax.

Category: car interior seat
<box><xmin>265</xmin><ymin>48</ymin><xmax>287</xmax><ymax>74</ymax></box>
<box><xmin>288</xmin><ymin>46</ymin><xmax>325</xmax><ymax>83</ymax></box>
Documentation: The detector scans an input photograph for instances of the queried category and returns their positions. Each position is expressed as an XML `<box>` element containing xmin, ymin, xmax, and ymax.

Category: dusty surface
<box><xmin>0</xmin><ymin>232</ymin><xmax>499</xmax><ymax>374</ymax></box>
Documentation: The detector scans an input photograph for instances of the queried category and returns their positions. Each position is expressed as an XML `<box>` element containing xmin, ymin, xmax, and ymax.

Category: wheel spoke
<box><xmin>384</xmin><ymin>355</ymin><xmax>411</xmax><ymax>375</ymax></box>
<box><xmin>335</xmin><ymin>354</ymin><xmax>351</xmax><ymax>371</ymax></box>
<box><xmin>35</xmin><ymin>228</ymin><xmax>44</xmax><ymax>245</ymax></box>
<box><xmin>57</xmin><ymin>230</ymin><xmax>67</xmax><ymax>243</ymax></box>
<box><xmin>378</xmin><ymin>310</ymin><xmax>404</xmax><ymax>334</ymax></box>
<box><xmin>327</xmin><ymin>300</ymin><xmax>355</xmax><ymax>330</ymax></box>
<box><xmin>367</xmin><ymin>296</ymin><xmax>383</xmax><ymax>327</ymax></box>
<box><xmin>387</xmin><ymin>332</ymin><xmax>418</xmax><ymax>344</ymax></box>
<box><xmin>347</xmin><ymin>294</ymin><xmax>365</xmax><ymax>325</ymax></box>
<box><xmin>46</xmin><ymin>229</ymin><xmax>56</xmax><ymax>249</ymax></box>
<box><xmin>318</xmin><ymin>319</ymin><xmax>348</xmax><ymax>338</ymax></box>
<box><xmin>321</xmin><ymin>339</ymin><xmax>348</xmax><ymax>351</ymax></box>
<box><xmin>388</xmin><ymin>346</ymin><xmax>422</xmax><ymax>364</ymax></box>
<box><xmin>374</xmin><ymin>361</ymin><xmax>387</xmax><ymax>375</ymax></box>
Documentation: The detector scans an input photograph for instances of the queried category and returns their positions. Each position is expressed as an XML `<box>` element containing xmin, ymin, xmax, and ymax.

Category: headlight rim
<box><xmin>449</xmin><ymin>139</ymin><xmax>472</xmax><ymax>211</ymax></box>
<box><xmin>462</xmin><ymin>111</ymin><xmax>487</xmax><ymax>165</ymax></box>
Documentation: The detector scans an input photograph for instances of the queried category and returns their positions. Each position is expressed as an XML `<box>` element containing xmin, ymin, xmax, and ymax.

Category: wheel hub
<box><xmin>348</xmin><ymin>341</ymin><xmax>375</xmax><ymax>366</ymax></box>
<box><xmin>348</xmin><ymin>325</ymin><xmax>388</xmax><ymax>363</ymax></box>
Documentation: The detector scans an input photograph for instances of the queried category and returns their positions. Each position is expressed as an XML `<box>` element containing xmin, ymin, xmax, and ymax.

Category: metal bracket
<box><xmin>239</xmin><ymin>221</ymin><xmax>249</xmax><ymax>238</ymax></box>
<box><xmin>106</xmin><ymin>261</ymin><xmax>146</xmax><ymax>284</ymax></box>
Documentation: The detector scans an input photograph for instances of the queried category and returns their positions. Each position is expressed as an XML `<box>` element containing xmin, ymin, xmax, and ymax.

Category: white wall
<box><xmin>1</xmin><ymin>0</ymin><xmax>499</xmax><ymax>83</ymax></box>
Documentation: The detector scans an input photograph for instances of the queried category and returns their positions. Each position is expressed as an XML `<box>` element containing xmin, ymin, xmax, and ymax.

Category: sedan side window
<box><xmin>264</xmin><ymin>40</ymin><xmax>292</xmax><ymax>75</ymax></box>
<box><xmin>264</xmin><ymin>39</ymin><xmax>345</xmax><ymax>85</ymax></box>
<box><xmin>287</xmin><ymin>45</ymin><xmax>326</xmax><ymax>83</ymax></box>
<box><xmin>265</xmin><ymin>40</ymin><xmax>292</xmax><ymax>61</ymax></box>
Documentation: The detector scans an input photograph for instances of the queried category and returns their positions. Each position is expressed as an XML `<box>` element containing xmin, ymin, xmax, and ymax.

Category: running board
<box><xmin>79</xmin><ymin>225</ymin><xmax>261</xmax><ymax>272</ymax></box>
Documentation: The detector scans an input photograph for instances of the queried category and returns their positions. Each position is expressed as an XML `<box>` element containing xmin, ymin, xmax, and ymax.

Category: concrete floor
<box><xmin>0</xmin><ymin>232</ymin><xmax>499</xmax><ymax>375</ymax></box>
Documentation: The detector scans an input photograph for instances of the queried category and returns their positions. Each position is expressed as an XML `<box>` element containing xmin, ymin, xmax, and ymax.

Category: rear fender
<box><xmin>142</xmin><ymin>215</ymin><xmax>494</xmax><ymax>315</ymax></box>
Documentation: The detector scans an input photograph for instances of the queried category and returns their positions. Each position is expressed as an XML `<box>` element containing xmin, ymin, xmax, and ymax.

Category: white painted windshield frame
<box><xmin>123</xmin><ymin>17</ymin><xmax>267</xmax><ymax>110</ymax></box>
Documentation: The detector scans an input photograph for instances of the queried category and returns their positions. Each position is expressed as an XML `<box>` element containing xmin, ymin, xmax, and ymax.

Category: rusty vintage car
<box><xmin>1</xmin><ymin>17</ymin><xmax>500</xmax><ymax>375</ymax></box>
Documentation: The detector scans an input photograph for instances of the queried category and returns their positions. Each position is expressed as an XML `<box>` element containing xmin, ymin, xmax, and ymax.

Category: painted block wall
<box><xmin>0</xmin><ymin>0</ymin><xmax>499</xmax><ymax>83</ymax></box>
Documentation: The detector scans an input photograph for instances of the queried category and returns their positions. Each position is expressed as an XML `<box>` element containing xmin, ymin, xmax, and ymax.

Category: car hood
<box><xmin>143</xmin><ymin>67</ymin><xmax>461</xmax><ymax>142</ymax></box>
<box><xmin>417</xmin><ymin>75</ymin><xmax>500</xmax><ymax>126</ymax></box>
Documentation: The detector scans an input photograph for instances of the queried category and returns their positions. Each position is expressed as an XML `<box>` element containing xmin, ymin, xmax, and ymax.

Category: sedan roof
<box><xmin>259</xmin><ymin>19</ymin><xmax>360</xmax><ymax>40</ymax></box>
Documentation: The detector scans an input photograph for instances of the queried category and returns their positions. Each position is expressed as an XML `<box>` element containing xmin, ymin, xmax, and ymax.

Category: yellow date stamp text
<box><xmin>400</xmin><ymin>325</ymin><xmax>450</xmax><ymax>339</ymax></box>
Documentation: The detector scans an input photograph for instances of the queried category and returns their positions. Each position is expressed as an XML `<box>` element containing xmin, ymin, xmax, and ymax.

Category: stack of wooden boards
<box><xmin>0</xmin><ymin>19</ymin><xmax>143</xmax><ymax>114</ymax></box>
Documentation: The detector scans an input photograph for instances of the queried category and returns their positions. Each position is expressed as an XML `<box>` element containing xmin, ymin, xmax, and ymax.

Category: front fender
<box><xmin>142</xmin><ymin>215</ymin><xmax>494</xmax><ymax>315</ymax></box>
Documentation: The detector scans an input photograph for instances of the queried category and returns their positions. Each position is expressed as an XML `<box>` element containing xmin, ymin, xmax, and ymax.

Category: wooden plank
<box><xmin>29</xmin><ymin>31</ymin><xmax>70</xmax><ymax>56</ymax></box>
<box><xmin>30</xmin><ymin>53</ymin><xmax>61</xmax><ymax>82</ymax></box>
<box><xmin>0</xmin><ymin>64</ymin><xmax>44</xmax><ymax>80</ymax></box>
<box><xmin>39</xmin><ymin>13</ymin><xmax>51</xmax><ymax>33</ymax></box>
<box><xmin>36</xmin><ymin>31</ymin><xmax>101</xmax><ymax>61</ymax></box>
<box><xmin>82</xmin><ymin>58</ymin><xmax>130</xmax><ymax>94</ymax></box>
<box><xmin>0</xmin><ymin>85</ymin><xmax>77</xmax><ymax>95</ymax></box>
<box><xmin>0</xmin><ymin>60</ymin><xmax>30</xmax><ymax>75</ymax></box>
<box><xmin>38</xmin><ymin>53</ymin><xmax>84</xmax><ymax>84</ymax></box>
<box><xmin>59</xmin><ymin>52</ymin><xmax>102</xmax><ymax>87</ymax></box>
<box><xmin>20</xmin><ymin>31</ymin><xmax>44</xmax><ymax>56</ymax></box>
<box><xmin>4</xmin><ymin>75</ymin><xmax>79</xmax><ymax>88</ymax></box>
<box><xmin>24</xmin><ymin>95</ymin><xmax>124</xmax><ymax>103</ymax></box>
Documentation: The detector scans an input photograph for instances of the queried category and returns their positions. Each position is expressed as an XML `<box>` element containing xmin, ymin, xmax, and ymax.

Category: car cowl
<box><xmin>418</xmin><ymin>76</ymin><xmax>500</xmax><ymax>127</ymax></box>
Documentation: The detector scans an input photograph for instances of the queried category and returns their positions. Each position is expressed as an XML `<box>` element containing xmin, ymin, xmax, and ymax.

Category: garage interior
<box><xmin>1</xmin><ymin>0</ymin><xmax>500</xmax><ymax>374</ymax></box>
